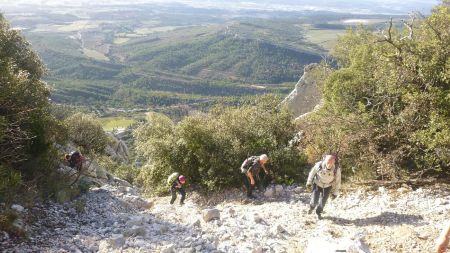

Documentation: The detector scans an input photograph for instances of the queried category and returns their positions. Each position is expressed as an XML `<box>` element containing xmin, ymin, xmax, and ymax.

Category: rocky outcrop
<box><xmin>281</xmin><ymin>63</ymin><xmax>323</xmax><ymax>119</ymax></box>
<box><xmin>105</xmin><ymin>133</ymin><xmax>130</xmax><ymax>164</ymax></box>
<box><xmin>56</xmin><ymin>139</ymin><xmax>132</xmax><ymax>189</ymax></box>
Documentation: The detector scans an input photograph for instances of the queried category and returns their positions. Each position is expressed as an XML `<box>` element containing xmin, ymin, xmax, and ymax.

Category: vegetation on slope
<box><xmin>298</xmin><ymin>2</ymin><xmax>450</xmax><ymax>180</ymax></box>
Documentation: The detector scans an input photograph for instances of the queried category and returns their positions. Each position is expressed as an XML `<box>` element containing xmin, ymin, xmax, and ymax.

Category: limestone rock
<box><xmin>161</xmin><ymin>244</ymin><xmax>175</xmax><ymax>253</ymax></box>
<box><xmin>281</xmin><ymin>63</ymin><xmax>324</xmax><ymax>119</ymax></box>
<box><xmin>202</xmin><ymin>208</ymin><xmax>220</xmax><ymax>222</ymax></box>
<box><xmin>252</xmin><ymin>247</ymin><xmax>264</xmax><ymax>253</ymax></box>
<box><xmin>11</xmin><ymin>204</ymin><xmax>25</xmax><ymax>213</ymax></box>
<box><xmin>107</xmin><ymin>234</ymin><xmax>125</xmax><ymax>249</ymax></box>
<box><xmin>124</xmin><ymin>226</ymin><xmax>146</xmax><ymax>237</ymax></box>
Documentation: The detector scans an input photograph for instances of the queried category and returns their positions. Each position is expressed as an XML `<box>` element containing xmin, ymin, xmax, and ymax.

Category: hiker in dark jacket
<box><xmin>169</xmin><ymin>174</ymin><xmax>186</xmax><ymax>205</ymax></box>
<box><xmin>306</xmin><ymin>154</ymin><xmax>341</xmax><ymax>219</ymax></box>
<box><xmin>240</xmin><ymin>154</ymin><xmax>270</xmax><ymax>199</ymax></box>
<box><xmin>65</xmin><ymin>151</ymin><xmax>84</xmax><ymax>171</ymax></box>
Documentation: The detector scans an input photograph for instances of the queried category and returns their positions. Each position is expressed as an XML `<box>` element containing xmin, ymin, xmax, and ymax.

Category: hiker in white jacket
<box><xmin>306</xmin><ymin>154</ymin><xmax>341</xmax><ymax>219</ymax></box>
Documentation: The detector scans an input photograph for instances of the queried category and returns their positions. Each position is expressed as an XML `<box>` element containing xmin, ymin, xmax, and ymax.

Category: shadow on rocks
<box><xmin>2</xmin><ymin>187</ymin><xmax>195</xmax><ymax>253</ymax></box>
<box><xmin>324</xmin><ymin>211</ymin><xmax>426</xmax><ymax>227</ymax></box>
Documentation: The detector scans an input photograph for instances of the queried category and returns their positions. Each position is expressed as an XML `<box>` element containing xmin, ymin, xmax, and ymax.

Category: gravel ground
<box><xmin>1</xmin><ymin>182</ymin><xmax>449</xmax><ymax>253</ymax></box>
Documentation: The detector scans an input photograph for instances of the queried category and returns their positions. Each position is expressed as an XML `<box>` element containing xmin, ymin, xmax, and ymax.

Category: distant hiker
<box><xmin>306</xmin><ymin>154</ymin><xmax>341</xmax><ymax>220</ymax></box>
<box><xmin>240</xmin><ymin>154</ymin><xmax>271</xmax><ymax>199</ymax></box>
<box><xmin>167</xmin><ymin>172</ymin><xmax>187</xmax><ymax>205</ymax></box>
<box><xmin>65</xmin><ymin>151</ymin><xmax>84</xmax><ymax>171</ymax></box>
<box><xmin>437</xmin><ymin>221</ymin><xmax>450</xmax><ymax>253</ymax></box>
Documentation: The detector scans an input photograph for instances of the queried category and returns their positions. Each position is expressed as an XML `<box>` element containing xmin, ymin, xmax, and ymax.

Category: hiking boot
<box><xmin>247</xmin><ymin>195</ymin><xmax>257</xmax><ymax>199</ymax></box>
<box><xmin>308</xmin><ymin>207</ymin><xmax>314</xmax><ymax>214</ymax></box>
<box><xmin>316</xmin><ymin>209</ymin><xmax>322</xmax><ymax>220</ymax></box>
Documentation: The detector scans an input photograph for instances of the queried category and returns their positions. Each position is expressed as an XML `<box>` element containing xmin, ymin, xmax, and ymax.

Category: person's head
<box><xmin>259</xmin><ymin>154</ymin><xmax>269</xmax><ymax>164</ymax></box>
<box><xmin>178</xmin><ymin>175</ymin><xmax>186</xmax><ymax>184</ymax></box>
<box><xmin>65</xmin><ymin>154</ymin><xmax>71</xmax><ymax>160</ymax></box>
<box><xmin>323</xmin><ymin>155</ymin><xmax>336</xmax><ymax>169</ymax></box>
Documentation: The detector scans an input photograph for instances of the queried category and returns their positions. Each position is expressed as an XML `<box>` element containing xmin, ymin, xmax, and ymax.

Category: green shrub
<box><xmin>97</xmin><ymin>155</ymin><xmax>139</xmax><ymax>184</ymax></box>
<box><xmin>298</xmin><ymin>3</ymin><xmax>450</xmax><ymax>180</ymax></box>
<box><xmin>0</xmin><ymin>166</ymin><xmax>21</xmax><ymax>203</ymax></box>
<box><xmin>134</xmin><ymin>95</ymin><xmax>306</xmax><ymax>194</ymax></box>
<box><xmin>64</xmin><ymin>113</ymin><xmax>110</xmax><ymax>154</ymax></box>
<box><xmin>0</xmin><ymin>208</ymin><xmax>24</xmax><ymax>237</ymax></box>
<box><xmin>0</xmin><ymin>14</ymin><xmax>68</xmax><ymax>202</ymax></box>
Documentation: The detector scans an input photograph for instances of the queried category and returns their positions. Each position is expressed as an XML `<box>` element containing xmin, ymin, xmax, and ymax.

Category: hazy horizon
<box><xmin>0</xmin><ymin>0</ymin><xmax>440</xmax><ymax>14</ymax></box>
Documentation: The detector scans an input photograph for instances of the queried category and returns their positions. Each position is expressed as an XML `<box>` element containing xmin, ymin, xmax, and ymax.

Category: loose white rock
<box><xmin>202</xmin><ymin>208</ymin><xmax>220</xmax><ymax>222</ymax></box>
<box><xmin>11</xmin><ymin>204</ymin><xmax>25</xmax><ymax>213</ymax></box>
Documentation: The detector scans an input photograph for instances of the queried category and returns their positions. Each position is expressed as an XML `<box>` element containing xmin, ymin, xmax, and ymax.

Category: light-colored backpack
<box><xmin>167</xmin><ymin>172</ymin><xmax>180</xmax><ymax>186</ymax></box>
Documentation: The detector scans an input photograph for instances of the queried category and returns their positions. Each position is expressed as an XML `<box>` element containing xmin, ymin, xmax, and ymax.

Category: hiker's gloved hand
<box><xmin>331</xmin><ymin>194</ymin><xmax>337</xmax><ymax>200</ymax></box>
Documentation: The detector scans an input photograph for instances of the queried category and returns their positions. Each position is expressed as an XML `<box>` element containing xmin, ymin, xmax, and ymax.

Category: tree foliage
<box><xmin>64</xmin><ymin>113</ymin><xmax>110</xmax><ymax>154</ymax></box>
<box><xmin>134</xmin><ymin>95</ymin><xmax>306</xmax><ymax>194</ymax></box>
<box><xmin>299</xmin><ymin>4</ymin><xmax>449</xmax><ymax>179</ymax></box>
<box><xmin>0</xmin><ymin>14</ymin><xmax>66</xmax><ymax>201</ymax></box>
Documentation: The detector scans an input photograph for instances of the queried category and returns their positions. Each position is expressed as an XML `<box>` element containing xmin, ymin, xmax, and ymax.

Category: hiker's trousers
<box><xmin>310</xmin><ymin>184</ymin><xmax>332</xmax><ymax>214</ymax></box>
<box><xmin>170</xmin><ymin>187</ymin><xmax>186</xmax><ymax>204</ymax></box>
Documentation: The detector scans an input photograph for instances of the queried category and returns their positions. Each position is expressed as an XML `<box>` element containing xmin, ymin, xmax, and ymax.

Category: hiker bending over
<box><xmin>65</xmin><ymin>151</ymin><xmax>84</xmax><ymax>171</ymax></box>
<box><xmin>168</xmin><ymin>173</ymin><xmax>186</xmax><ymax>205</ymax></box>
<box><xmin>306</xmin><ymin>154</ymin><xmax>341</xmax><ymax>219</ymax></box>
<box><xmin>437</xmin><ymin>221</ymin><xmax>450</xmax><ymax>253</ymax></box>
<box><xmin>240</xmin><ymin>154</ymin><xmax>270</xmax><ymax>199</ymax></box>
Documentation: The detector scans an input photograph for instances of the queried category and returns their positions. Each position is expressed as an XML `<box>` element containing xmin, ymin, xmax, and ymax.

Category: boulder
<box><xmin>105</xmin><ymin>133</ymin><xmax>130</xmax><ymax>163</ymax></box>
<box><xmin>98</xmin><ymin>241</ymin><xmax>110</xmax><ymax>253</ymax></box>
<box><xmin>264</xmin><ymin>188</ymin><xmax>275</xmax><ymax>198</ymax></box>
<box><xmin>293</xmin><ymin>186</ymin><xmax>304</xmax><ymax>194</ymax></box>
<box><xmin>161</xmin><ymin>244</ymin><xmax>175</xmax><ymax>253</ymax></box>
<box><xmin>252</xmin><ymin>247</ymin><xmax>264</xmax><ymax>253</ymax></box>
<box><xmin>202</xmin><ymin>208</ymin><xmax>220</xmax><ymax>222</ymax></box>
<box><xmin>271</xmin><ymin>224</ymin><xmax>287</xmax><ymax>235</ymax></box>
<box><xmin>275</xmin><ymin>185</ymin><xmax>284</xmax><ymax>195</ymax></box>
<box><xmin>107</xmin><ymin>234</ymin><xmax>125</xmax><ymax>249</ymax></box>
<box><xmin>123</xmin><ymin>195</ymin><xmax>153</xmax><ymax>209</ymax></box>
<box><xmin>113</xmin><ymin>177</ymin><xmax>133</xmax><ymax>187</ymax></box>
<box><xmin>126</xmin><ymin>215</ymin><xmax>146</xmax><ymax>227</ymax></box>
<box><xmin>191</xmin><ymin>219</ymin><xmax>201</xmax><ymax>228</ymax></box>
<box><xmin>305</xmin><ymin>236</ymin><xmax>371</xmax><ymax>253</ymax></box>
<box><xmin>124</xmin><ymin>226</ymin><xmax>146</xmax><ymax>237</ymax></box>
<box><xmin>11</xmin><ymin>204</ymin><xmax>25</xmax><ymax>213</ymax></box>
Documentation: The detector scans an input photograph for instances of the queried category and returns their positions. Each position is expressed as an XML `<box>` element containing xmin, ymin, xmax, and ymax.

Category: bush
<box><xmin>0</xmin><ymin>166</ymin><xmax>21</xmax><ymax>203</ymax></box>
<box><xmin>0</xmin><ymin>14</ymin><xmax>68</xmax><ymax>202</ymax></box>
<box><xmin>298</xmin><ymin>3</ymin><xmax>450</xmax><ymax>180</ymax></box>
<box><xmin>134</xmin><ymin>95</ymin><xmax>306</xmax><ymax>194</ymax></box>
<box><xmin>97</xmin><ymin>155</ymin><xmax>138</xmax><ymax>184</ymax></box>
<box><xmin>64</xmin><ymin>113</ymin><xmax>110</xmax><ymax>154</ymax></box>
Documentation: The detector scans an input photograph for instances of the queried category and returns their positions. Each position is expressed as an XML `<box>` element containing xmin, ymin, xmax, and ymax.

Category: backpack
<box><xmin>167</xmin><ymin>172</ymin><xmax>180</xmax><ymax>186</ymax></box>
<box><xmin>242</xmin><ymin>156</ymin><xmax>259</xmax><ymax>171</ymax></box>
<box><xmin>69</xmin><ymin>151</ymin><xmax>82</xmax><ymax>168</ymax></box>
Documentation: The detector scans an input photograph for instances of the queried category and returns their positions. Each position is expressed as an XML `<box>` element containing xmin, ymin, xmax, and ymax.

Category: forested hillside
<box><xmin>2</xmin><ymin>3</ymin><xmax>399</xmax><ymax>112</ymax></box>
<box><xmin>9</xmin><ymin>14</ymin><xmax>323</xmax><ymax>111</ymax></box>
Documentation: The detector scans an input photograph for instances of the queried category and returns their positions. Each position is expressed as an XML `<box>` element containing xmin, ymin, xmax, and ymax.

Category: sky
<box><xmin>0</xmin><ymin>0</ymin><xmax>440</xmax><ymax>14</ymax></box>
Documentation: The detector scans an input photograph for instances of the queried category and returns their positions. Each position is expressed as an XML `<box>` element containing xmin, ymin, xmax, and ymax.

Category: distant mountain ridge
<box><xmin>2</xmin><ymin>0</ymin><xmax>438</xmax><ymax>14</ymax></box>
